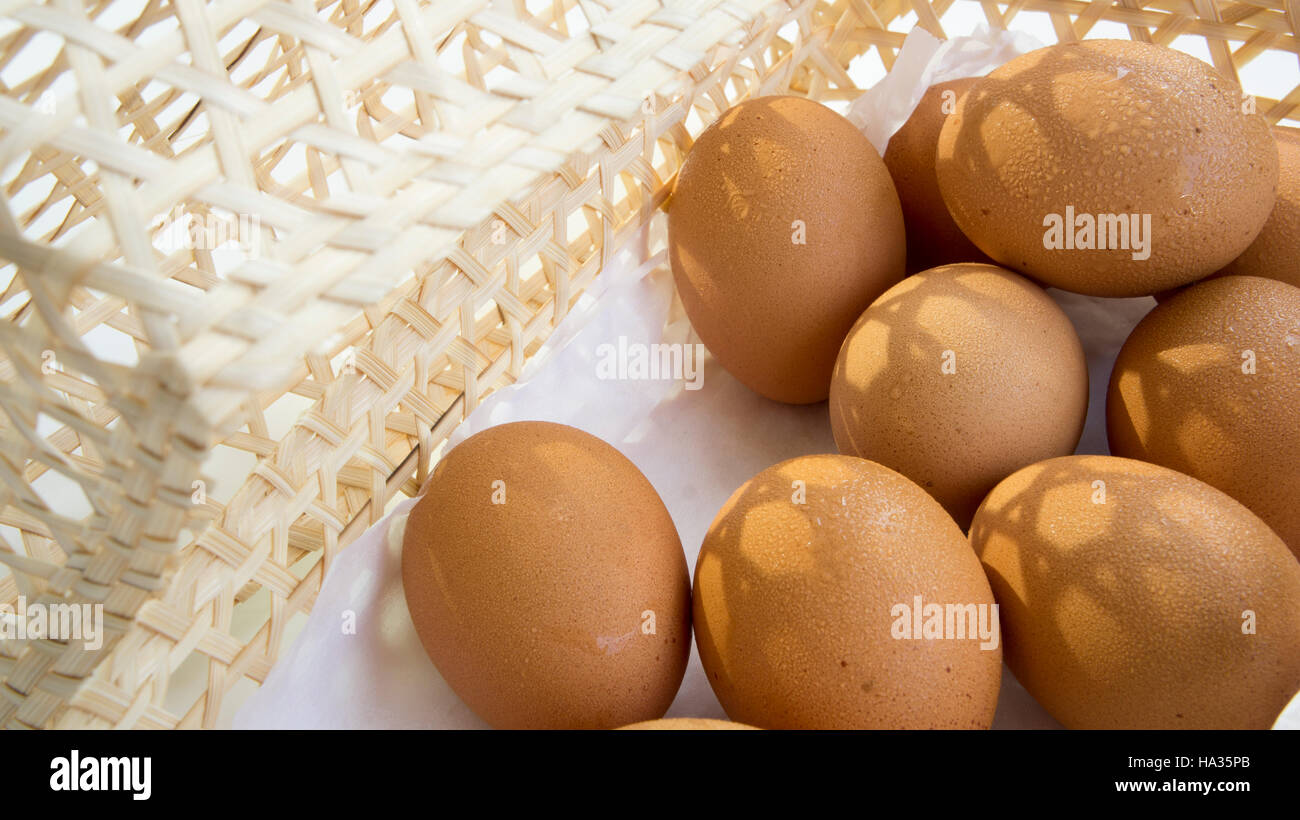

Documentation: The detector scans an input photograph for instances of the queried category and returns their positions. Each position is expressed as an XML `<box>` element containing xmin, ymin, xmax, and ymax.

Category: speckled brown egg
<box><xmin>617</xmin><ymin>718</ymin><xmax>758</xmax><ymax>730</ymax></box>
<box><xmin>401</xmin><ymin>421</ymin><xmax>691</xmax><ymax>729</ymax></box>
<box><xmin>884</xmin><ymin>78</ymin><xmax>993</xmax><ymax>271</ymax></box>
<box><xmin>1219</xmin><ymin>126</ymin><xmax>1300</xmax><ymax>288</ymax></box>
<box><xmin>1107</xmin><ymin>275</ymin><xmax>1300</xmax><ymax>558</ymax></box>
<box><xmin>668</xmin><ymin>95</ymin><xmax>906</xmax><ymax>403</ymax></box>
<box><xmin>936</xmin><ymin>40</ymin><xmax>1278</xmax><ymax>297</ymax></box>
<box><xmin>829</xmin><ymin>263</ymin><xmax>1088</xmax><ymax>529</ymax></box>
<box><xmin>971</xmin><ymin>455</ymin><xmax>1300</xmax><ymax>729</ymax></box>
<box><xmin>692</xmin><ymin>454</ymin><xmax>1002</xmax><ymax>729</ymax></box>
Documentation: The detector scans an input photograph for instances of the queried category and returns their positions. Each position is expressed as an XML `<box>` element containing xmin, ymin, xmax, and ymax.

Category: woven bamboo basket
<box><xmin>0</xmin><ymin>0</ymin><xmax>1296</xmax><ymax>730</ymax></box>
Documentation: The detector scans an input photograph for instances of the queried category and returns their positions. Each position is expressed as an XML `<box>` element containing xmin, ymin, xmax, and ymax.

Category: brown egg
<box><xmin>668</xmin><ymin>95</ymin><xmax>906</xmax><ymax>403</ymax></box>
<box><xmin>1156</xmin><ymin>126</ymin><xmax>1300</xmax><ymax>303</ymax></box>
<box><xmin>936</xmin><ymin>40</ymin><xmax>1278</xmax><ymax>297</ymax></box>
<box><xmin>829</xmin><ymin>263</ymin><xmax>1088</xmax><ymax>529</ymax></box>
<box><xmin>617</xmin><ymin>718</ymin><xmax>758</xmax><ymax>730</ymax></box>
<box><xmin>884</xmin><ymin>78</ymin><xmax>993</xmax><ymax>271</ymax></box>
<box><xmin>1107</xmin><ymin>275</ymin><xmax>1300</xmax><ymax>558</ymax></box>
<box><xmin>971</xmin><ymin>455</ymin><xmax>1300</xmax><ymax>729</ymax></box>
<box><xmin>401</xmin><ymin>421</ymin><xmax>691</xmax><ymax>729</ymax></box>
<box><xmin>692</xmin><ymin>454</ymin><xmax>1002</xmax><ymax>729</ymax></box>
<box><xmin>1219</xmin><ymin>126</ymin><xmax>1300</xmax><ymax>288</ymax></box>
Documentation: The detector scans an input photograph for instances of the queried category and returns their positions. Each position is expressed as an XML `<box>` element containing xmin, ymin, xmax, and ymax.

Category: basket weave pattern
<box><xmin>0</xmin><ymin>0</ymin><xmax>1296</xmax><ymax>729</ymax></box>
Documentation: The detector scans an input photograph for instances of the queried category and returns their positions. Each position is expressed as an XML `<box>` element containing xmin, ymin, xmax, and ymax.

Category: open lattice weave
<box><xmin>0</xmin><ymin>0</ymin><xmax>1296</xmax><ymax>729</ymax></box>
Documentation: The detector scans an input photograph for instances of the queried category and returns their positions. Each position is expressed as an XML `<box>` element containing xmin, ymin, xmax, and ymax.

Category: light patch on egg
<box><xmin>979</xmin><ymin>102</ymin><xmax>1043</xmax><ymax>177</ymax></box>
<box><xmin>695</xmin><ymin>551</ymin><xmax>732</xmax><ymax>667</ymax></box>
<box><xmin>737</xmin><ymin>500</ymin><xmax>818</xmax><ymax>576</ymax></box>
<box><xmin>1052</xmin><ymin>70</ymin><xmax>1125</xmax><ymax>140</ymax></box>
<box><xmin>1036</xmin><ymin>482</ymin><xmax>1114</xmax><ymax>552</ymax></box>
<box><xmin>1173</xmin><ymin>409</ymin><xmax>1231</xmax><ymax>478</ymax></box>
<box><xmin>1054</xmin><ymin>585</ymin><xmax>1124</xmax><ymax>679</ymax></box>
<box><xmin>1114</xmin><ymin>369</ymin><xmax>1150</xmax><ymax>444</ymax></box>
<box><xmin>841</xmin><ymin>317</ymin><xmax>893</xmax><ymax>390</ymax></box>
<box><xmin>979</xmin><ymin>533</ymin><xmax>1025</xmax><ymax>593</ymax></box>
<box><xmin>1155</xmin><ymin>342</ymin><xmax>1232</xmax><ymax>373</ymax></box>
<box><xmin>913</xmin><ymin>292</ymin><xmax>989</xmax><ymax>337</ymax></box>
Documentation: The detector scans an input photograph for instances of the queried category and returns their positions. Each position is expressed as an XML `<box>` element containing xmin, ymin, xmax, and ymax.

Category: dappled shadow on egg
<box><xmin>696</xmin><ymin>456</ymin><xmax>999</xmax><ymax>729</ymax></box>
<box><xmin>968</xmin><ymin>456</ymin><xmax>1277</xmax><ymax>728</ymax></box>
<box><xmin>668</xmin><ymin>95</ymin><xmax>814</xmax><ymax>321</ymax></box>
<box><xmin>1103</xmin><ymin>284</ymin><xmax>1290</xmax><ymax>545</ymax></box>
<box><xmin>935</xmin><ymin>43</ymin><xmax>1271</xmax><ymax>296</ymax></box>
<box><xmin>696</xmin><ymin>457</ymin><xmax>876</xmax><ymax>722</ymax></box>
<box><xmin>934</xmin><ymin>48</ymin><xmax>1151</xmax><ymax>265</ymax></box>
<box><xmin>1107</xmin><ymin>339</ymin><xmax>1242</xmax><ymax>481</ymax></box>
<box><xmin>830</xmin><ymin>264</ymin><xmax>1087</xmax><ymax>529</ymax></box>
<box><xmin>667</xmin><ymin>94</ymin><xmax>905</xmax><ymax>403</ymax></box>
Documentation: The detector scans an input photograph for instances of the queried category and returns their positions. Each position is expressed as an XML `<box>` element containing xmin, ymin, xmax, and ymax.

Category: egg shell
<box><xmin>936</xmin><ymin>40</ymin><xmax>1278</xmax><ymax>297</ymax></box>
<box><xmin>971</xmin><ymin>455</ymin><xmax>1300</xmax><ymax>729</ymax></box>
<box><xmin>1219</xmin><ymin>126</ymin><xmax>1300</xmax><ymax>288</ymax></box>
<box><xmin>1107</xmin><ymin>275</ymin><xmax>1300</xmax><ymax>558</ymax></box>
<box><xmin>883</xmin><ymin>78</ymin><xmax>993</xmax><ymax>271</ymax></box>
<box><xmin>830</xmin><ymin>263</ymin><xmax>1088</xmax><ymax>529</ymax></box>
<box><xmin>617</xmin><ymin>718</ymin><xmax>758</xmax><ymax>730</ymax></box>
<box><xmin>692</xmin><ymin>454</ymin><xmax>1002</xmax><ymax>729</ymax></box>
<box><xmin>668</xmin><ymin>95</ymin><xmax>906</xmax><ymax>404</ymax></box>
<box><xmin>401</xmin><ymin>421</ymin><xmax>691</xmax><ymax>729</ymax></box>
